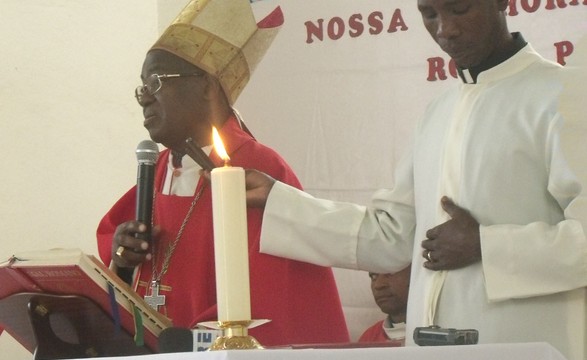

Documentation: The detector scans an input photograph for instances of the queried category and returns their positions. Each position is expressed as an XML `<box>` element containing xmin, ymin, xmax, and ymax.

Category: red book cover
<box><xmin>0</xmin><ymin>249</ymin><xmax>172</xmax><ymax>355</ymax></box>
<box><xmin>0</xmin><ymin>262</ymin><xmax>41</xmax><ymax>299</ymax></box>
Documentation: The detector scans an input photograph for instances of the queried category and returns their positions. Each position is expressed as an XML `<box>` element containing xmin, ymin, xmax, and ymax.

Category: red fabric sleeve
<box><xmin>96</xmin><ymin>186</ymin><xmax>137</xmax><ymax>267</ymax></box>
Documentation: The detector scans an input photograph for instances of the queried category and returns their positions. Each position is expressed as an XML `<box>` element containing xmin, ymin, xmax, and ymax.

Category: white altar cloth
<box><xmin>76</xmin><ymin>342</ymin><xmax>566</xmax><ymax>360</ymax></box>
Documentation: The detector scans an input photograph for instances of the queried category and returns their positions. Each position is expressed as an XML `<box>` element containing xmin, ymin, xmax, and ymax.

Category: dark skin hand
<box><xmin>243</xmin><ymin>169</ymin><xmax>276</xmax><ymax>208</ymax></box>
<box><xmin>200</xmin><ymin>168</ymin><xmax>276</xmax><ymax>208</ymax></box>
<box><xmin>111</xmin><ymin>222</ymin><xmax>160</xmax><ymax>268</ymax></box>
<box><xmin>421</xmin><ymin>196</ymin><xmax>482</xmax><ymax>271</ymax></box>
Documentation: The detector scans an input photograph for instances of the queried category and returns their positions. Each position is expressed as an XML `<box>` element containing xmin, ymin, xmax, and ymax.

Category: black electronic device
<box><xmin>413</xmin><ymin>325</ymin><xmax>479</xmax><ymax>346</ymax></box>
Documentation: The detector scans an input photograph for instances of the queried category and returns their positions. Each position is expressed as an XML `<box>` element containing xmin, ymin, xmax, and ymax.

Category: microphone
<box><xmin>135</xmin><ymin>140</ymin><xmax>159</xmax><ymax>243</ymax></box>
<box><xmin>158</xmin><ymin>327</ymin><xmax>193</xmax><ymax>353</ymax></box>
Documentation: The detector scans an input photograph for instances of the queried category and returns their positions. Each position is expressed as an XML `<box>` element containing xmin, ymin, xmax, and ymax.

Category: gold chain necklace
<box><xmin>145</xmin><ymin>184</ymin><xmax>206</xmax><ymax>310</ymax></box>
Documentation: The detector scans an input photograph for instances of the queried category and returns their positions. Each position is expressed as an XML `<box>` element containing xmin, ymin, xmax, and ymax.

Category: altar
<box><xmin>72</xmin><ymin>342</ymin><xmax>566</xmax><ymax>360</ymax></box>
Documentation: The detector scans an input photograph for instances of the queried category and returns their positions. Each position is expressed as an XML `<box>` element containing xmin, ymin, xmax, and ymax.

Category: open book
<box><xmin>0</xmin><ymin>248</ymin><xmax>172</xmax><ymax>355</ymax></box>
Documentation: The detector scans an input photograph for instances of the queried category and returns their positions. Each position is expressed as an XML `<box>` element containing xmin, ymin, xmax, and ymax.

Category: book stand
<box><xmin>0</xmin><ymin>292</ymin><xmax>152</xmax><ymax>359</ymax></box>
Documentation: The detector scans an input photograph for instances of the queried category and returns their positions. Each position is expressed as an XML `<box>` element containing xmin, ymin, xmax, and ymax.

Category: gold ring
<box><xmin>425</xmin><ymin>250</ymin><xmax>433</xmax><ymax>262</ymax></box>
<box><xmin>116</xmin><ymin>246</ymin><xmax>125</xmax><ymax>258</ymax></box>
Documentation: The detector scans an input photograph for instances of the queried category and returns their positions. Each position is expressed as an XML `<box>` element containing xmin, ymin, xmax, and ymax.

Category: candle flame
<box><xmin>212</xmin><ymin>127</ymin><xmax>230</xmax><ymax>165</ymax></box>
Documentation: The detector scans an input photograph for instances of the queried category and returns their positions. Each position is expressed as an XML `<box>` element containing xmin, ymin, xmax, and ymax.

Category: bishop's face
<box><xmin>138</xmin><ymin>50</ymin><xmax>212</xmax><ymax>150</ymax></box>
<box><xmin>417</xmin><ymin>0</ymin><xmax>509</xmax><ymax>68</ymax></box>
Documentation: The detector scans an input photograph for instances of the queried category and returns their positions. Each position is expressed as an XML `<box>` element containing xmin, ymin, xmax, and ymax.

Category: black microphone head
<box><xmin>158</xmin><ymin>327</ymin><xmax>193</xmax><ymax>353</ymax></box>
<box><xmin>136</xmin><ymin>140</ymin><xmax>159</xmax><ymax>165</ymax></box>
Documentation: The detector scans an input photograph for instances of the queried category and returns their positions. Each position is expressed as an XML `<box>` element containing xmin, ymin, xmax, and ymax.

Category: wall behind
<box><xmin>0</xmin><ymin>1</ymin><xmax>157</xmax><ymax>358</ymax></box>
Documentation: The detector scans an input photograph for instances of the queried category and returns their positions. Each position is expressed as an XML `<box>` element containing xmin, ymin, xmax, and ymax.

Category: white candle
<box><xmin>211</xmin><ymin>129</ymin><xmax>251</xmax><ymax>322</ymax></box>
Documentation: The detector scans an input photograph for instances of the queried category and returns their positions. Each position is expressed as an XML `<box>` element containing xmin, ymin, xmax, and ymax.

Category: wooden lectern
<box><xmin>0</xmin><ymin>249</ymin><xmax>173</xmax><ymax>359</ymax></box>
<box><xmin>0</xmin><ymin>293</ymin><xmax>152</xmax><ymax>359</ymax></box>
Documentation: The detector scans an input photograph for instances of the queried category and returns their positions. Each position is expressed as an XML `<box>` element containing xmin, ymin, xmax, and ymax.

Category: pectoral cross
<box><xmin>144</xmin><ymin>280</ymin><xmax>166</xmax><ymax>311</ymax></box>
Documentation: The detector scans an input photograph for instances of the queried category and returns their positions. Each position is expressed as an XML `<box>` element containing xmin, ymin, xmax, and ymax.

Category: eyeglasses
<box><xmin>135</xmin><ymin>73</ymin><xmax>203</xmax><ymax>105</ymax></box>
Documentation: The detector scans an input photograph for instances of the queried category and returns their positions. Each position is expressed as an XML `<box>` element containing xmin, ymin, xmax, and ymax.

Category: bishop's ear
<box><xmin>203</xmin><ymin>73</ymin><xmax>230</xmax><ymax>107</ymax></box>
<box><xmin>201</xmin><ymin>73</ymin><xmax>218</xmax><ymax>98</ymax></box>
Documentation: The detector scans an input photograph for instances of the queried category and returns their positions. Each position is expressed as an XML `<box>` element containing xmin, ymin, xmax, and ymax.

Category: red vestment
<box><xmin>97</xmin><ymin>117</ymin><xmax>349</xmax><ymax>346</ymax></box>
<box><xmin>358</xmin><ymin>320</ymin><xmax>404</xmax><ymax>346</ymax></box>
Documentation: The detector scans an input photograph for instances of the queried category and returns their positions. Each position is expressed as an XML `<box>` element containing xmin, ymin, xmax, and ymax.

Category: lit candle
<box><xmin>211</xmin><ymin>127</ymin><xmax>251</xmax><ymax>322</ymax></box>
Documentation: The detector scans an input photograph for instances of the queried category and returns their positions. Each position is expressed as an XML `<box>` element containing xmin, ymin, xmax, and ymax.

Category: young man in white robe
<box><xmin>237</xmin><ymin>0</ymin><xmax>587</xmax><ymax>359</ymax></box>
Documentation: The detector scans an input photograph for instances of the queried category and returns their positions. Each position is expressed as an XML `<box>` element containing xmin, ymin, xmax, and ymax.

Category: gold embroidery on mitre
<box><xmin>150</xmin><ymin>0</ymin><xmax>283</xmax><ymax>104</ymax></box>
<box><xmin>152</xmin><ymin>25</ymin><xmax>249</xmax><ymax>103</ymax></box>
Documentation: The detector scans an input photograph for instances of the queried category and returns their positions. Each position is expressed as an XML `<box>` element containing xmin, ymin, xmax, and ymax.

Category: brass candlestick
<box><xmin>209</xmin><ymin>320</ymin><xmax>261</xmax><ymax>350</ymax></box>
<box><xmin>199</xmin><ymin>319</ymin><xmax>270</xmax><ymax>350</ymax></box>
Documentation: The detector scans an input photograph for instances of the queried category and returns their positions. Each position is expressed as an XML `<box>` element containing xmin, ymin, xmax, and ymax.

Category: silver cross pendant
<box><xmin>144</xmin><ymin>280</ymin><xmax>166</xmax><ymax>311</ymax></box>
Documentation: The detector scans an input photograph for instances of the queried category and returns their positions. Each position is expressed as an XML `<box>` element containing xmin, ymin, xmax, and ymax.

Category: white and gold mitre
<box><xmin>150</xmin><ymin>0</ymin><xmax>284</xmax><ymax>104</ymax></box>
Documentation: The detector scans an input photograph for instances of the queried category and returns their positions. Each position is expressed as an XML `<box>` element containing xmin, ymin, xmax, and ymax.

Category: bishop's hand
<box><xmin>112</xmin><ymin>221</ymin><xmax>156</xmax><ymax>268</ymax></box>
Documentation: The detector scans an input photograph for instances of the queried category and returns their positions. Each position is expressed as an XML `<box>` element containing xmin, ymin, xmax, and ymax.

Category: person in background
<box><xmin>358</xmin><ymin>265</ymin><xmax>411</xmax><ymax>345</ymax></box>
<box><xmin>240</xmin><ymin>1</ymin><xmax>587</xmax><ymax>358</ymax></box>
<box><xmin>97</xmin><ymin>0</ymin><xmax>349</xmax><ymax>347</ymax></box>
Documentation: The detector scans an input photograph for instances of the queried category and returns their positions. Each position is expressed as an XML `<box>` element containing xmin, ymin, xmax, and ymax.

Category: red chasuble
<box><xmin>97</xmin><ymin>117</ymin><xmax>350</xmax><ymax>346</ymax></box>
